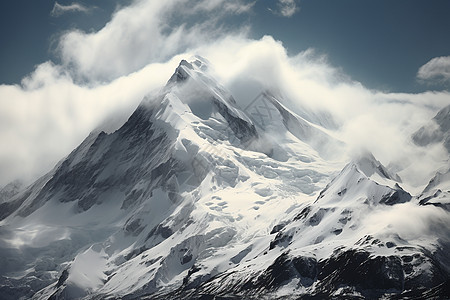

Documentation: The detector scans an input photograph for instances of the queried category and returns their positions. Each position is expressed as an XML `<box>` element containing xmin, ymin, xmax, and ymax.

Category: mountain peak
<box><xmin>315</xmin><ymin>152</ymin><xmax>410</xmax><ymax>207</ymax></box>
<box><xmin>434</xmin><ymin>104</ymin><xmax>450</xmax><ymax>127</ymax></box>
<box><xmin>167</xmin><ymin>59</ymin><xmax>194</xmax><ymax>84</ymax></box>
<box><xmin>351</xmin><ymin>150</ymin><xmax>402</xmax><ymax>182</ymax></box>
<box><xmin>167</xmin><ymin>57</ymin><xmax>210</xmax><ymax>85</ymax></box>
<box><xmin>1</xmin><ymin>58</ymin><xmax>448</xmax><ymax>300</ymax></box>
<box><xmin>412</xmin><ymin>104</ymin><xmax>450</xmax><ymax>153</ymax></box>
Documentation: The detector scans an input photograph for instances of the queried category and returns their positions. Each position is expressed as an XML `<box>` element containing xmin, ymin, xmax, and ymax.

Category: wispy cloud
<box><xmin>417</xmin><ymin>55</ymin><xmax>450</xmax><ymax>84</ymax></box>
<box><xmin>191</xmin><ymin>0</ymin><xmax>255</xmax><ymax>14</ymax></box>
<box><xmin>51</xmin><ymin>1</ymin><xmax>90</xmax><ymax>17</ymax></box>
<box><xmin>270</xmin><ymin>0</ymin><xmax>299</xmax><ymax>18</ymax></box>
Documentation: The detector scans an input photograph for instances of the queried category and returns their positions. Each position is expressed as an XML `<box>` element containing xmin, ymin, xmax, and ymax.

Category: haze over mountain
<box><xmin>1</xmin><ymin>1</ymin><xmax>450</xmax><ymax>299</ymax></box>
<box><xmin>0</xmin><ymin>58</ymin><xmax>449</xmax><ymax>299</ymax></box>
<box><xmin>1</xmin><ymin>1</ymin><xmax>450</xmax><ymax>189</ymax></box>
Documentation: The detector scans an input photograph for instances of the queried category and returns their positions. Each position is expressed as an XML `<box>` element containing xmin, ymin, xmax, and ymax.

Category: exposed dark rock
<box><xmin>337</xmin><ymin>188</ymin><xmax>347</xmax><ymax>196</ymax></box>
<box><xmin>390</xmin><ymin>279</ymin><xmax>450</xmax><ymax>300</ymax></box>
<box><xmin>153</xmin><ymin>224</ymin><xmax>173</xmax><ymax>239</ymax></box>
<box><xmin>332</xmin><ymin>228</ymin><xmax>343</xmax><ymax>235</ymax></box>
<box><xmin>293</xmin><ymin>206</ymin><xmax>311</xmax><ymax>221</ymax></box>
<box><xmin>182</xmin><ymin>253</ymin><xmax>193</xmax><ymax>265</ymax></box>
<box><xmin>270</xmin><ymin>223</ymin><xmax>286</xmax><ymax>234</ymax></box>
<box><xmin>212</xmin><ymin>98</ymin><xmax>258</xmax><ymax>144</ymax></box>
<box><xmin>317</xmin><ymin>250</ymin><xmax>404</xmax><ymax>294</ymax></box>
<box><xmin>307</xmin><ymin>208</ymin><xmax>328</xmax><ymax>226</ymax></box>
<box><xmin>56</xmin><ymin>269</ymin><xmax>69</xmax><ymax>288</ymax></box>
<box><xmin>183</xmin><ymin>264</ymin><xmax>201</xmax><ymax>286</ymax></box>
<box><xmin>0</xmin><ymin>197</ymin><xmax>24</xmax><ymax>221</ymax></box>
<box><xmin>386</xmin><ymin>241</ymin><xmax>396</xmax><ymax>248</ymax></box>
<box><xmin>255</xmin><ymin>252</ymin><xmax>294</xmax><ymax>290</ymax></box>
<box><xmin>380</xmin><ymin>188</ymin><xmax>411</xmax><ymax>205</ymax></box>
<box><xmin>292</xmin><ymin>256</ymin><xmax>318</xmax><ymax>286</ymax></box>
<box><xmin>269</xmin><ymin>231</ymin><xmax>292</xmax><ymax>250</ymax></box>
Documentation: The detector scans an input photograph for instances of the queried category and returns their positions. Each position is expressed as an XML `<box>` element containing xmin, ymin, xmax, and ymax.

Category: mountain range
<box><xmin>0</xmin><ymin>58</ymin><xmax>449</xmax><ymax>300</ymax></box>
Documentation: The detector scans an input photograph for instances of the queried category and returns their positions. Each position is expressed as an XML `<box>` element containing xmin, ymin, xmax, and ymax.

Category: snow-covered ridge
<box><xmin>245</xmin><ymin>90</ymin><xmax>344</xmax><ymax>159</ymax></box>
<box><xmin>316</xmin><ymin>154</ymin><xmax>411</xmax><ymax>207</ymax></box>
<box><xmin>419</xmin><ymin>167</ymin><xmax>450</xmax><ymax>209</ymax></box>
<box><xmin>413</xmin><ymin>103</ymin><xmax>450</xmax><ymax>153</ymax></box>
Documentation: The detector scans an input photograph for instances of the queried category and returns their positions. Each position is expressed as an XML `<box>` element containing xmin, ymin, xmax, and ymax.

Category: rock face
<box><xmin>0</xmin><ymin>59</ymin><xmax>449</xmax><ymax>300</ymax></box>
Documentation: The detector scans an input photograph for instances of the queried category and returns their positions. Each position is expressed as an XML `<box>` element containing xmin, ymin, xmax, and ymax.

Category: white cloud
<box><xmin>417</xmin><ymin>55</ymin><xmax>450</xmax><ymax>84</ymax></box>
<box><xmin>195</xmin><ymin>36</ymin><xmax>449</xmax><ymax>188</ymax></box>
<box><xmin>57</xmin><ymin>0</ymin><xmax>253</xmax><ymax>82</ymax></box>
<box><xmin>1</xmin><ymin>0</ymin><xmax>449</xmax><ymax>191</ymax></box>
<box><xmin>0</xmin><ymin>0</ymin><xmax>254</xmax><ymax>186</ymax></box>
<box><xmin>270</xmin><ymin>0</ymin><xmax>299</xmax><ymax>17</ymax></box>
<box><xmin>0</xmin><ymin>58</ymin><xmax>183</xmax><ymax>186</ymax></box>
<box><xmin>51</xmin><ymin>1</ymin><xmax>90</xmax><ymax>17</ymax></box>
<box><xmin>363</xmin><ymin>202</ymin><xmax>450</xmax><ymax>243</ymax></box>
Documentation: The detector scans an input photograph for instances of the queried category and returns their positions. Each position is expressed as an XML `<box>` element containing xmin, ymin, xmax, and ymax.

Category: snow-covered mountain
<box><xmin>413</xmin><ymin>104</ymin><xmax>450</xmax><ymax>153</ymax></box>
<box><xmin>0</xmin><ymin>58</ymin><xmax>449</xmax><ymax>300</ymax></box>
<box><xmin>419</xmin><ymin>167</ymin><xmax>450</xmax><ymax>210</ymax></box>
<box><xmin>0</xmin><ymin>180</ymin><xmax>23</xmax><ymax>206</ymax></box>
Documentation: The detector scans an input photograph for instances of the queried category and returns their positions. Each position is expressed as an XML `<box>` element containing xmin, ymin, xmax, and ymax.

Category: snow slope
<box><xmin>419</xmin><ymin>167</ymin><xmax>450</xmax><ymax>210</ymax></box>
<box><xmin>0</xmin><ymin>58</ymin><xmax>449</xmax><ymax>300</ymax></box>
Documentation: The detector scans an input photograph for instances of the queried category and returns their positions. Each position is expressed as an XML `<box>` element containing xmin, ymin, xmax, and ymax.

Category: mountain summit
<box><xmin>413</xmin><ymin>104</ymin><xmax>450</xmax><ymax>153</ymax></box>
<box><xmin>0</xmin><ymin>59</ymin><xmax>449</xmax><ymax>300</ymax></box>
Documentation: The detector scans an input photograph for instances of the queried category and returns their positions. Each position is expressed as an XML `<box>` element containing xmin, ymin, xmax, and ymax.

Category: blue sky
<box><xmin>0</xmin><ymin>0</ymin><xmax>126</xmax><ymax>84</ymax></box>
<box><xmin>0</xmin><ymin>0</ymin><xmax>449</xmax><ymax>186</ymax></box>
<box><xmin>252</xmin><ymin>0</ymin><xmax>450</xmax><ymax>92</ymax></box>
<box><xmin>1</xmin><ymin>0</ymin><xmax>450</xmax><ymax>92</ymax></box>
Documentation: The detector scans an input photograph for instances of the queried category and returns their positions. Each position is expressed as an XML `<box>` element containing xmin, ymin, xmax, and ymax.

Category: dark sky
<box><xmin>1</xmin><ymin>0</ymin><xmax>449</xmax><ymax>92</ymax></box>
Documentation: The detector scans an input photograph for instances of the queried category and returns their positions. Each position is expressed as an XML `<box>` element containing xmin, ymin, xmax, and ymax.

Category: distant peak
<box><xmin>435</xmin><ymin>104</ymin><xmax>450</xmax><ymax>119</ymax></box>
<box><xmin>434</xmin><ymin>104</ymin><xmax>450</xmax><ymax>131</ymax></box>
<box><xmin>412</xmin><ymin>103</ymin><xmax>450</xmax><ymax>153</ymax></box>
<box><xmin>351</xmin><ymin>151</ymin><xmax>402</xmax><ymax>182</ymax></box>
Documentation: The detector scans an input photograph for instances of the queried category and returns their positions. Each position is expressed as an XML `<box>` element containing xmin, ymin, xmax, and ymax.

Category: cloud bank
<box><xmin>0</xmin><ymin>0</ymin><xmax>449</xmax><ymax>190</ymax></box>
<box><xmin>196</xmin><ymin>36</ymin><xmax>449</xmax><ymax>188</ymax></box>
<box><xmin>57</xmin><ymin>0</ymin><xmax>253</xmax><ymax>82</ymax></box>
